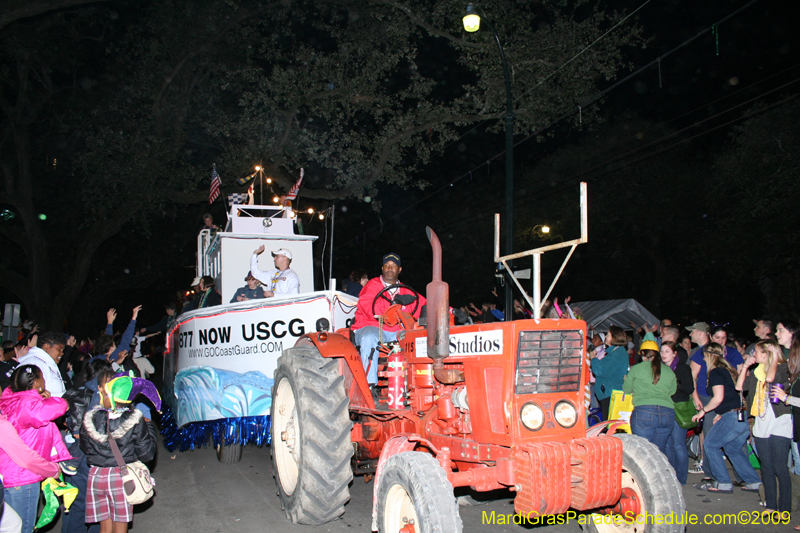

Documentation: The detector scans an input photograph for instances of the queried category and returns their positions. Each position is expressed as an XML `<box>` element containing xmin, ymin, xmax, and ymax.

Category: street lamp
<box><xmin>532</xmin><ymin>224</ymin><xmax>550</xmax><ymax>236</ymax></box>
<box><xmin>463</xmin><ymin>3</ymin><xmax>515</xmax><ymax>321</ymax></box>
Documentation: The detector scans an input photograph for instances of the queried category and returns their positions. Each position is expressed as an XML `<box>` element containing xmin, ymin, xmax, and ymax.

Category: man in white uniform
<box><xmin>250</xmin><ymin>246</ymin><xmax>300</xmax><ymax>297</ymax></box>
<box><xmin>18</xmin><ymin>332</ymin><xmax>66</xmax><ymax>397</ymax></box>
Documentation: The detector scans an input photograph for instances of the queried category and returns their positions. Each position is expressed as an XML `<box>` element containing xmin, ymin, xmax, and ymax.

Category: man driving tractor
<box><xmin>352</xmin><ymin>253</ymin><xmax>426</xmax><ymax>400</ymax></box>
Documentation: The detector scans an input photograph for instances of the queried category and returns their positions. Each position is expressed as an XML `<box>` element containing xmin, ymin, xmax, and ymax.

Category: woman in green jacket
<box><xmin>623</xmin><ymin>340</ymin><xmax>677</xmax><ymax>456</ymax></box>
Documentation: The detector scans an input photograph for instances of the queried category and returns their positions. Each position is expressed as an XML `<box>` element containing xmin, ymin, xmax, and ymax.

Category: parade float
<box><xmin>160</xmin><ymin>202</ymin><xmax>357</xmax><ymax>461</ymax></box>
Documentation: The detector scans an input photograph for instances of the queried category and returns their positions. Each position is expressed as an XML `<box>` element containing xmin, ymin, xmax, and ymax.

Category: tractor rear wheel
<box><xmin>271</xmin><ymin>345</ymin><xmax>353</xmax><ymax>525</ymax></box>
<box><xmin>377</xmin><ymin>452</ymin><xmax>462</xmax><ymax>533</ymax></box>
<box><xmin>584</xmin><ymin>434</ymin><xmax>685</xmax><ymax>533</ymax></box>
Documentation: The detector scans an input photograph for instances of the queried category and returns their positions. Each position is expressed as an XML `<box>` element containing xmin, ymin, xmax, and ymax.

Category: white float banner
<box><xmin>164</xmin><ymin>292</ymin><xmax>357</xmax><ymax>427</ymax></box>
<box><xmin>173</xmin><ymin>293</ymin><xmax>355</xmax><ymax>377</ymax></box>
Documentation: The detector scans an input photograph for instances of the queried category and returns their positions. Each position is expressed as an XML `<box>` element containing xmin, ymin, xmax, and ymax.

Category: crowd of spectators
<box><xmin>0</xmin><ymin>306</ymin><xmax>163</xmax><ymax>533</ymax></box>
<box><xmin>591</xmin><ymin>317</ymin><xmax>799</xmax><ymax>525</ymax></box>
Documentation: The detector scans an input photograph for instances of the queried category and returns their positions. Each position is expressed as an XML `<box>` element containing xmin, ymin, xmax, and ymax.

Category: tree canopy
<box><xmin>0</xmin><ymin>0</ymin><xmax>646</xmax><ymax>329</ymax></box>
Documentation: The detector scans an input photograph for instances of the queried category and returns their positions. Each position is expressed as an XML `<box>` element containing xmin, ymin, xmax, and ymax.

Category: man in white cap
<box><xmin>251</xmin><ymin>246</ymin><xmax>300</xmax><ymax>296</ymax></box>
<box><xmin>182</xmin><ymin>276</ymin><xmax>203</xmax><ymax>312</ymax></box>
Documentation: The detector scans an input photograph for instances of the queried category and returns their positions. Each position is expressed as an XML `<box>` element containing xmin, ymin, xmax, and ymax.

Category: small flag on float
<box><xmin>236</xmin><ymin>171</ymin><xmax>256</xmax><ymax>187</ymax></box>
<box><xmin>228</xmin><ymin>192</ymin><xmax>249</xmax><ymax>205</ymax></box>
<box><xmin>209</xmin><ymin>166</ymin><xmax>221</xmax><ymax>205</ymax></box>
<box><xmin>284</xmin><ymin>168</ymin><xmax>304</xmax><ymax>201</ymax></box>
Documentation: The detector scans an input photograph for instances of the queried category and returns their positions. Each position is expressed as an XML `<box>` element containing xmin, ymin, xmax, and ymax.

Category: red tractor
<box><xmin>270</xmin><ymin>228</ymin><xmax>684</xmax><ymax>533</ymax></box>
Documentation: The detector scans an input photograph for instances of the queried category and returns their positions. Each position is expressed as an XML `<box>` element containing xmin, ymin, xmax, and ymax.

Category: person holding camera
<box><xmin>691</xmin><ymin>343</ymin><xmax>761</xmax><ymax>494</ymax></box>
<box><xmin>737</xmin><ymin>339</ymin><xmax>792</xmax><ymax>516</ymax></box>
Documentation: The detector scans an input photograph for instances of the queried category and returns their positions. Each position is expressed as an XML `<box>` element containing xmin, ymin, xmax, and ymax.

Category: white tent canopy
<box><xmin>570</xmin><ymin>299</ymin><xmax>659</xmax><ymax>333</ymax></box>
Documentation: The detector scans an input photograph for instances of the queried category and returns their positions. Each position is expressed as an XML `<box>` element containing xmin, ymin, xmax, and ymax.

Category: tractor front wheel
<box><xmin>377</xmin><ymin>452</ymin><xmax>462</xmax><ymax>533</ymax></box>
<box><xmin>271</xmin><ymin>345</ymin><xmax>353</xmax><ymax>525</ymax></box>
<box><xmin>584</xmin><ymin>434</ymin><xmax>685</xmax><ymax>533</ymax></box>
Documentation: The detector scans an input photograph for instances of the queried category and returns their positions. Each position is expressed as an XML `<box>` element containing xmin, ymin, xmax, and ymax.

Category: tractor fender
<box><xmin>295</xmin><ymin>332</ymin><xmax>375</xmax><ymax>410</ymax></box>
<box><xmin>370</xmin><ymin>434</ymin><xmax>437</xmax><ymax>531</ymax></box>
<box><xmin>295</xmin><ymin>331</ymin><xmax>359</xmax><ymax>358</ymax></box>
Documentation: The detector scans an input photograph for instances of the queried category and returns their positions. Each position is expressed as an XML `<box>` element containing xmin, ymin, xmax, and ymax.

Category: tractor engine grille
<box><xmin>515</xmin><ymin>330</ymin><xmax>583</xmax><ymax>394</ymax></box>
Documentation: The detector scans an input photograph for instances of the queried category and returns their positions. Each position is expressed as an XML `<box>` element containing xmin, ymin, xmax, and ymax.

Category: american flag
<box><xmin>284</xmin><ymin>168</ymin><xmax>304</xmax><ymax>201</ymax></box>
<box><xmin>209</xmin><ymin>166</ymin><xmax>221</xmax><ymax>204</ymax></box>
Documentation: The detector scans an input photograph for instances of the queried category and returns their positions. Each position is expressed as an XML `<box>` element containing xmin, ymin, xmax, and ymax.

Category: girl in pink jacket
<box><xmin>1</xmin><ymin>412</ymin><xmax>60</xmax><ymax>532</ymax></box>
<box><xmin>0</xmin><ymin>365</ymin><xmax>72</xmax><ymax>533</ymax></box>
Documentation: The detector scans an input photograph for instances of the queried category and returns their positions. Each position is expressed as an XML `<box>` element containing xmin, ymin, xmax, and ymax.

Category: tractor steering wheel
<box><xmin>371</xmin><ymin>283</ymin><xmax>421</xmax><ymax>318</ymax></box>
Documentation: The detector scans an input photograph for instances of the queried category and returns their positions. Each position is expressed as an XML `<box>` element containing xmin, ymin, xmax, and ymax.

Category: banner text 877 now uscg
<box><xmin>181</xmin><ymin>319</ymin><xmax>307</xmax><ymax>358</ymax></box>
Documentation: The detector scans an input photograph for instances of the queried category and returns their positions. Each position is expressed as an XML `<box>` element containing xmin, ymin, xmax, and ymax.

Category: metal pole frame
<box><xmin>328</xmin><ymin>204</ymin><xmax>335</xmax><ymax>290</ymax></box>
<box><xmin>494</xmin><ymin>182</ymin><xmax>588</xmax><ymax>319</ymax></box>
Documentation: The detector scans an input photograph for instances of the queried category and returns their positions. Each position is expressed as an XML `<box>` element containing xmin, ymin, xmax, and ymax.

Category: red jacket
<box><xmin>353</xmin><ymin>277</ymin><xmax>426</xmax><ymax>332</ymax></box>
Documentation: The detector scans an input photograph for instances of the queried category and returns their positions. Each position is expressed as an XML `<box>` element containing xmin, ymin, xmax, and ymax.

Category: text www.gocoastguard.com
<box><xmin>187</xmin><ymin>342</ymin><xmax>283</xmax><ymax>358</ymax></box>
<box><xmin>482</xmin><ymin>510</ymin><xmax>792</xmax><ymax>526</ymax></box>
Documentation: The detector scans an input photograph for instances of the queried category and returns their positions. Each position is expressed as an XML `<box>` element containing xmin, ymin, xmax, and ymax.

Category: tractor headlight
<box><xmin>520</xmin><ymin>402</ymin><xmax>544</xmax><ymax>431</ymax></box>
<box><xmin>554</xmin><ymin>401</ymin><xmax>578</xmax><ymax>428</ymax></box>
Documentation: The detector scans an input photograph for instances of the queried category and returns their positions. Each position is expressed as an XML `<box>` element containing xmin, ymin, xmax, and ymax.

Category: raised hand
<box><xmin>132</xmin><ymin>305</ymin><xmax>142</xmax><ymax>320</ymax></box>
<box><xmin>253</xmin><ymin>245</ymin><xmax>265</xmax><ymax>255</ymax></box>
<box><xmin>107</xmin><ymin>308</ymin><xmax>117</xmax><ymax>324</ymax></box>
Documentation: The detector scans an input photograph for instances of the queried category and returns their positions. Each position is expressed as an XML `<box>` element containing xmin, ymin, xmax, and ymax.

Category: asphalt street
<box><xmin>41</xmin><ymin>435</ymin><xmax>797</xmax><ymax>533</ymax></box>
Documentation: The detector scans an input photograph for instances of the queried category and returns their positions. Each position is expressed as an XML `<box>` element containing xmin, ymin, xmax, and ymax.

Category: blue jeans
<box><xmin>754</xmin><ymin>435</ymin><xmax>792</xmax><ymax>513</ymax></box>
<box><xmin>4</xmin><ymin>482</ymin><xmax>39</xmax><ymax>533</ymax></box>
<box><xmin>630</xmin><ymin>405</ymin><xmax>674</xmax><ymax>457</ymax></box>
<box><xmin>704</xmin><ymin>411</ymin><xmax>761</xmax><ymax>490</ymax></box>
<box><xmin>665</xmin><ymin>419</ymin><xmax>688</xmax><ymax>484</ymax></box>
<box><xmin>354</xmin><ymin>327</ymin><xmax>397</xmax><ymax>385</ymax></box>
<box><xmin>791</xmin><ymin>441</ymin><xmax>800</xmax><ymax>475</ymax></box>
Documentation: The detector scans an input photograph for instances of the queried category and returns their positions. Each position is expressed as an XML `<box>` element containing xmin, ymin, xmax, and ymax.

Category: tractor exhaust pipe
<box><xmin>426</xmin><ymin>227</ymin><xmax>463</xmax><ymax>384</ymax></box>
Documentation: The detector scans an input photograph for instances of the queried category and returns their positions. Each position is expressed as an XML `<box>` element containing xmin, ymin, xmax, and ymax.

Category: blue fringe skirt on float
<box><xmin>159</xmin><ymin>404</ymin><xmax>272</xmax><ymax>452</ymax></box>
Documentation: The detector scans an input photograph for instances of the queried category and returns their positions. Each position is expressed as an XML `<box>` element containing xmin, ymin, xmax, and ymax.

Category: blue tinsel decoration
<box><xmin>159</xmin><ymin>404</ymin><xmax>272</xmax><ymax>452</ymax></box>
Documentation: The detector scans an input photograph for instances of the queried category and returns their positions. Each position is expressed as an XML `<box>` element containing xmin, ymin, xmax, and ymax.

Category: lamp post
<box><xmin>463</xmin><ymin>3</ymin><xmax>515</xmax><ymax>321</ymax></box>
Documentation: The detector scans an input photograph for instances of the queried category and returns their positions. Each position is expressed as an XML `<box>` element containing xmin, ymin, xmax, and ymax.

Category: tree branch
<box><xmin>0</xmin><ymin>263</ymin><xmax>31</xmax><ymax>309</ymax></box>
<box><xmin>0</xmin><ymin>225</ymin><xmax>29</xmax><ymax>252</ymax></box>
<box><xmin>0</xmin><ymin>0</ymin><xmax>109</xmax><ymax>31</ymax></box>
<box><xmin>280</xmin><ymin>111</ymin><xmax>502</xmax><ymax>199</ymax></box>
<box><xmin>153</xmin><ymin>2</ymin><xmax>282</xmax><ymax>114</ymax></box>
<box><xmin>51</xmin><ymin>205</ymin><xmax>138</xmax><ymax>317</ymax></box>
